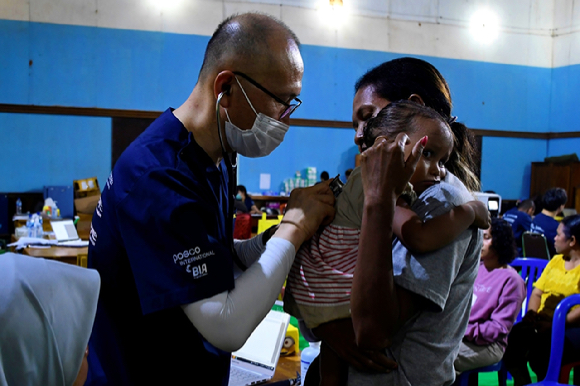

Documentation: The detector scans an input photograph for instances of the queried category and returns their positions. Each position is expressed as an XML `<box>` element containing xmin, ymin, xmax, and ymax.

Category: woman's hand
<box><xmin>360</xmin><ymin>133</ymin><xmax>424</xmax><ymax>206</ymax></box>
<box><xmin>313</xmin><ymin>318</ymin><xmax>398</xmax><ymax>373</ymax></box>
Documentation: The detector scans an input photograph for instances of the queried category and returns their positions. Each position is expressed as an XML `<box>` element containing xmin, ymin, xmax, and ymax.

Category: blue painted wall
<box><xmin>480</xmin><ymin>137</ymin><xmax>548</xmax><ymax>200</ymax></box>
<box><xmin>0</xmin><ymin>113</ymin><xmax>111</xmax><ymax>192</ymax></box>
<box><xmin>1</xmin><ymin>19</ymin><xmax>576</xmax><ymax>198</ymax></box>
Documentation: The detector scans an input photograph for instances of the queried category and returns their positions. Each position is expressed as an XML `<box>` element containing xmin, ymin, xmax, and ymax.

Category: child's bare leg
<box><xmin>319</xmin><ymin>341</ymin><xmax>348</xmax><ymax>386</ymax></box>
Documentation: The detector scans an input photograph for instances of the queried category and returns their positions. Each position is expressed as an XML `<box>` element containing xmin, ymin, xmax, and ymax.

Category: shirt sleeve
<box><xmin>465</xmin><ymin>274</ymin><xmax>526</xmax><ymax>345</ymax></box>
<box><xmin>393</xmin><ymin>179</ymin><xmax>481</xmax><ymax>311</ymax></box>
<box><xmin>117</xmin><ymin>168</ymin><xmax>235</xmax><ymax>315</ymax></box>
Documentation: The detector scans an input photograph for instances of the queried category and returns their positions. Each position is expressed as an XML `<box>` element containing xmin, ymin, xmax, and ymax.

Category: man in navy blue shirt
<box><xmin>502</xmin><ymin>199</ymin><xmax>535</xmax><ymax>250</ymax></box>
<box><xmin>531</xmin><ymin>188</ymin><xmax>567</xmax><ymax>256</ymax></box>
<box><xmin>87</xmin><ymin>13</ymin><xmax>335</xmax><ymax>385</ymax></box>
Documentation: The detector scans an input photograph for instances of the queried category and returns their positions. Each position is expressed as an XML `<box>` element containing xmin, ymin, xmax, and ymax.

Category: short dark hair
<box><xmin>320</xmin><ymin>171</ymin><xmax>330</xmax><ymax>181</ymax></box>
<box><xmin>345</xmin><ymin>168</ymin><xmax>353</xmax><ymax>177</ymax></box>
<box><xmin>362</xmin><ymin>100</ymin><xmax>449</xmax><ymax>149</ymax></box>
<box><xmin>490</xmin><ymin>217</ymin><xmax>518</xmax><ymax>265</ymax></box>
<box><xmin>199</xmin><ymin>13</ymin><xmax>300</xmax><ymax>80</ymax></box>
<box><xmin>542</xmin><ymin>188</ymin><xmax>568</xmax><ymax>211</ymax></box>
<box><xmin>355</xmin><ymin>58</ymin><xmax>480</xmax><ymax>191</ymax></box>
<box><xmin>518</xmin><ymin>199</ymin><xmax>535</xmax><ymax>212</ymax></box>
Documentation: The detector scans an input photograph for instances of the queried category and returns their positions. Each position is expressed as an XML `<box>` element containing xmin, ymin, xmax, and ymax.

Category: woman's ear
<box><xmin>408</xmin><ymin>94</ymin><xmax>426</xmax><ymax>106</ymax></box>
<box><xmin>213</xmin><ymin>71</ymin><xmax>235</xmax><ymax>107</ymax></box>
<box><xmin>570</xmin><ymin>235</ymin><xmax>577</xmax><ymax>249</ymax></box>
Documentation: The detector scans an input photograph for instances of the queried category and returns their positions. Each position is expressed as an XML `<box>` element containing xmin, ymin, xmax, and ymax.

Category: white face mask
<box><xmin>223</xmin><ymin>77</ymin><xmax>290</xmax><ymax>158</ymax></box>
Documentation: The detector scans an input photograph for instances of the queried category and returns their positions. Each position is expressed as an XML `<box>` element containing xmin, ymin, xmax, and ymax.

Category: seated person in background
<box><xmin>0</xmin><ymin>252</ymin><xmax>100</xmax><ymax>386</ymax></box>
<box><xmin>317</xmin><ymin>171</ymin><xmax>330</xmax><ymax>184</ymax></box>
<box><xmin>344</xmin><ymin>168</ymin><xmax>353</xmax><ymax>181</ymax></box>
<box><xmin>531</xmin><ymin>187</ymin><xmax>567</xmax><ymax>256</ymax></box>
<box><xmin>285</xmin><ymin>101</ymin><xmax>489</xmax><ymax>385</ymax></box>
<box><xmin>454</xmin><ymin>217</ymin><xmax>526</xmax><ymax>375</ymax></box>
<box><xmin>503</xmin><ymin>214</ymin><xmax>580</xmax><ymax>386</ymax></box>
<box><xmin>502</xmin><ymin>199</ymin><xmax>535</xmax><ymax>252</ymax></box>
<box><xmin>236</xmin><ymin>184</ymin><xmax>261</xmax><ymax>214</ymax></box>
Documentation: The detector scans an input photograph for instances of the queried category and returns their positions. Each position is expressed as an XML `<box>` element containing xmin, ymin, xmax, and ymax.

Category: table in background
<box><xmin>267</xmin><ymin>354</ymin><xmax>301</xmax><ymax>384</ymax></box>
<box><xmin>21</xmin><ymin>245</ymin><xmax>88</xmax><ymax>266</ymax></box>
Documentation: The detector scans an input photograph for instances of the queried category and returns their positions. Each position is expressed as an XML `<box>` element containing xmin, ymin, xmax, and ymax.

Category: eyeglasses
<box><xmin>232</xmin><ymin>71</ymin><xmax>302</xmax><ymax>119</ymax></box>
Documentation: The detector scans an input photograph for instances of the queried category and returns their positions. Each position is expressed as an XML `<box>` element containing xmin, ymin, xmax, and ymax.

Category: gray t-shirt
<box><xmin>348</xmin><ymin>173</ymin><xmax>482</xmax><ymax>386</ymax></box>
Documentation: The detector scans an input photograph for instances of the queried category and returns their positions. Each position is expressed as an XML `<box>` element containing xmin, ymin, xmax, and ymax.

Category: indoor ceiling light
<box><xmin>317</xmin><ymin>0</ymin><xmax>348</xmax><ymax>29</ymax></box>
<box><xmin>470</xmin><ymin>9</ymin><xmax>500</xmax><ymax>44</ymax></box>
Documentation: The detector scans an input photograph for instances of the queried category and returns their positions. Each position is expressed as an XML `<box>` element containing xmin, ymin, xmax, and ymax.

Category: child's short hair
<box><xmin>362</xmin><ymin>100</ymin><xmax>450</xmax><ymax>149</ymax></box>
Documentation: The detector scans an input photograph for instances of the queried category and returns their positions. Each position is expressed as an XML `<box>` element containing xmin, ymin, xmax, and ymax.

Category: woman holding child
<box><xmin>286</xmin><ymin>58</ymin><xmax>487</xmax><ymax>385</ymax></box>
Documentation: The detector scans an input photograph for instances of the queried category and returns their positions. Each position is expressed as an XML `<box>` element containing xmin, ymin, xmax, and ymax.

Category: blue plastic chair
<box><xmin>455</xmin><ymin>361</ymin><xmax>506</xmax><ymax>386</ymax></box>
<box><xmin>510</xmin><ymin>257</ymin><xmax>549</xmax><ymax>323</ymax></box>
<box><xmin>527</xmin><ymin>294</ymin><xmax>580</xmax><ymax>386</ymax></box>
<box><xmin>454</xmin><ymin>258</ymin><xmax>549</xmax><ymax>386</ymax></box>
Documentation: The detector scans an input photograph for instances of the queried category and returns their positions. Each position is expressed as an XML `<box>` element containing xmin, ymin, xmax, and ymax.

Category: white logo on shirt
<box><xmin>187</xmin><ymin>263</ymin><xmax>208</xmax><ymax>278</ymax></box>
<box><xmin>173</xmin><ymin>247</ymin><xmax>215</xmax><ymax>265</ymax></box>
<box><xmin>96</xmin><ymin>198</ymin><xmax>103</xmax><ymax>218</ymax></box>
<box><xmin>106</xmin><ymin>172</ymin><xmax>114</xmax><ymax>189</ymax></box>
<box><xmin>89</xmin><ymin>224</ymin><xmax>98</xmax><ymax>246</ymax></box>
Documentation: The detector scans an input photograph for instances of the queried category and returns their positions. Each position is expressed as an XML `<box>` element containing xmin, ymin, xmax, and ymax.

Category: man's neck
<box><xmin>541</xmin><ymin>208</ymin><xmax>559</xmax><ymax>218</ymax></box>
<box><xmin>173</xmin><ymin>86</ymin><xmax>224</xmax><ymax>166</ymax></box>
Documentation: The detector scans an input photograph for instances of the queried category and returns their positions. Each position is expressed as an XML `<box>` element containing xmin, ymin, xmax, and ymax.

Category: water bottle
<box><xmin>16</xmin><ymin>198</ymin><xmax>22</xmax><ymax>215</ymax></box>
<box><xmin>26</xmin><ymin>214</ymin><xmax>33</xmax><ymax>237</ymax></box>
<box><xmin>300</xmin><ymin>341</ymin><xmax>321</xmax><ymax>380</ymax></box>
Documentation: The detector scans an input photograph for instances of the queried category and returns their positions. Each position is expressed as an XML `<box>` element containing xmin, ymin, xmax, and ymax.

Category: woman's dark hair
<box><xmin>355</xmin><ymin>57</ymin><xmax>480</xmax><ymax>191</ymax></box>
<box><xmin>542</xmin><ymin>188</ymin><xmax>568</xmax><ymax>211</ymax></box>
<box><xmin>236</xmin><ymin>185</ymin><xmax>248</xmax><ymax>196</ymax></box>
<box><xmin>362</xmin><ymin>100</ymin><xmax>449</xmax><ymax>149</ymax></box>
<box><xmin>561</xmin><ymin>214</ymin><xmax>580</xmax><ymax>242</ymax></box>
<box><xmin>490</xmin><ymin>217</ymin><xmax>518</xmax><ymax>265</ymax></box>
<box><xmin>355</xmin><ymin>57</ymin><xmax>452</xmax><ymax>119</ymax></box>
<box><xmin>447</xmin><ymin>122</ymin><xmax>481</xmax><ymax>192</ymax></box>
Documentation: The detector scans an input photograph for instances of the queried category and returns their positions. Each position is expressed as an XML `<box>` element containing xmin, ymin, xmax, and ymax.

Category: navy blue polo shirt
<box><xmin>531</xmin><ymin>213</ymin><xmax>559</xmax><ymax>256</ymax></box>
<box><xmin>502</xmin><ymin>207</ymin><xmax>532</xmax><ymax>248</ymax></box>
<box><xmin>87</xmin><ymin>109</ymin><xmax>235</xmax><ymax>385</ymax></box>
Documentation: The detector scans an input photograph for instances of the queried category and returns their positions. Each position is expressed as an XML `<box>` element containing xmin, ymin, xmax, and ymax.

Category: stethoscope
<box><xmin>216</xmin><ymin>91</ymin><xmax>246</xmax><ymax>271</ymax></box>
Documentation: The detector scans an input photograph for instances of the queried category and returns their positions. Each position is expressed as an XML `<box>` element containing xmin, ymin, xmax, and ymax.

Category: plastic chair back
<box><xmin>527</xmin><ymin>294</ymin><xmax>580</xmax><ymax>385</ymax></box>
<box><xmin>455</xmin><ymin>361</ymin><xmax>506</xmax><ymax>386</ymax></box>
<box><xmin>522</xmin><ymin>232</ymin><xmax>551</xmax><ymax>260</ymax></box>
<box><xmin>257</xmin><ymin>213</ymin><xmax>283</xmax><ymax>235</ymax></box>
<box><xmin>510</xmin><ymin>257</ymin><xmax>548</xmax><ymax>322</ymax></box>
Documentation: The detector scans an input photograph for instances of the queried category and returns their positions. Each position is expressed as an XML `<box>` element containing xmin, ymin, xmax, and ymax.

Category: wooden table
<box><xmin>21</xmin><ymin>245</ymin><xmax>88</xmax><ymax>265</ymax></box>
<box><xmin>267</xmin><ymin>354</ymin><xmax>301</xmax><ymax>383</ymax></box>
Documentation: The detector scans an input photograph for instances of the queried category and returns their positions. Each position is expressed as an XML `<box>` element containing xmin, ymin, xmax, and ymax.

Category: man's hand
<box><xmin>360</xmin><ymin>133</ymin><xmax>424</xmax><ymax>205</ymax></box>
<box><xmin>467</xmin><ymin>200</ymin><xmax>491</xmax><ymax>229</ymax></box>
<box><xmin>276</xmin><ymin>182</ymin><xmax>335</xmax><ymax>249</ymax></box>
<box><xmin>313</xmin><ymin>318</ymin><xmax>398</xmax><ymax>373</ymax></box>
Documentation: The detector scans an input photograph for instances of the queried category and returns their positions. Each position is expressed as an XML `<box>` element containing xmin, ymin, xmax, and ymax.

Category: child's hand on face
<box><xmin>360</xmin><ymin>133</ymin><xmax>426</xmax><ymax>204</ymax></box>
<box><xmin>467</xmin><ymin>201</ymin><xmax>491</xmax><ymax>229</ymax></box>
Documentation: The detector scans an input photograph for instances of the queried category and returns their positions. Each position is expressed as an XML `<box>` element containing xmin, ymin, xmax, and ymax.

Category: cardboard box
<box><xmin>74</xmin><ymin>195</ymin><xmax>100</xmax><ymax>214</ymax></box>
<box><xmin>73</xmin><ymin>177</ymin><xmax>100</xmax><ymax>214</ymax></box>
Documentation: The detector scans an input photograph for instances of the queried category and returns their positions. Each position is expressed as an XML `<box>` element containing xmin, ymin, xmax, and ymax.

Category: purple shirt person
<box><xmin>455</xmin><ymin>217</ymin><xmax>526</xmax><ymax>374</ymax></box>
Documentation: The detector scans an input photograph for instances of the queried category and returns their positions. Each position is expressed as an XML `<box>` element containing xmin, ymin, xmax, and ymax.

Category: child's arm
<box><xmin>393</xmin><ymin>199</ymin><xmax>490</xmax><ymax>254</ymax></box>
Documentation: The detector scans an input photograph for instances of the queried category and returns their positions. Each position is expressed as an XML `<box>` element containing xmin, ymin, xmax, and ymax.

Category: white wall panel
<box><xmin>3</xmin><ymin>0</ymin><xmax>580</xmax><ymax>67</ymax></box>
<box><xmin>0</xmin><ymin>0</ymin><xmax>29</xmax><ymax>21</ymax></box>
<box><xmin>96</xmin><ymin>0</ymin><xmax>162</xmax><ymax>32</ymax></box>
<box><xmin>30</xmin><ymin>0</ymin><xmax>97</xmax><ymax>27</ymax></box>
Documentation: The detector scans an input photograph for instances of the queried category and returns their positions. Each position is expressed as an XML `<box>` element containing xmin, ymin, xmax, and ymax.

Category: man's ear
<box><xmin>213</xmin><ymin>71</ymin><xmax>236</xmax><ymax>107</ymax></box>
<box><xmin>408</xmin><ymin>94</ymin><xmax>425</xmax><ymax>106</ymax></box>
<box><xmin>570</xmin><ymin>235</ymin><xmax>577</xmax><ymax>248</ymax></box>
